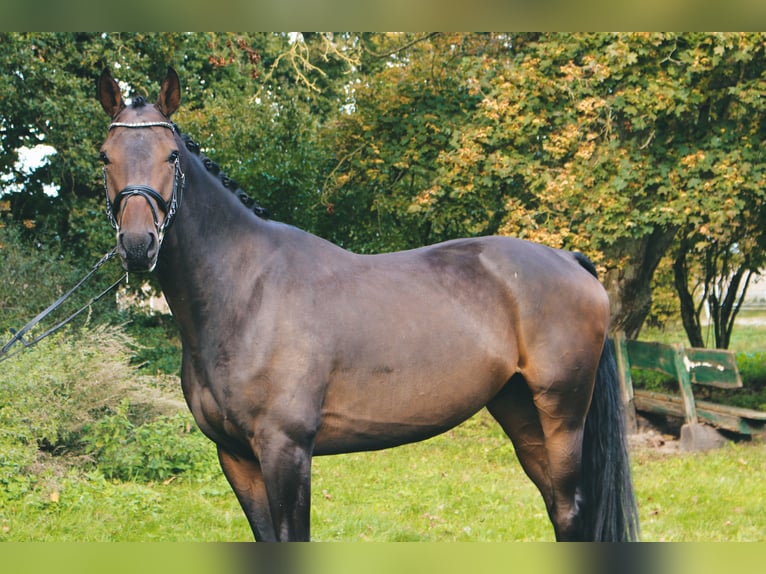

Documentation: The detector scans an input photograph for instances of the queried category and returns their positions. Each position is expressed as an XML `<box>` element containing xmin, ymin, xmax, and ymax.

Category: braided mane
<box><xmin>120</xmin><ymin>95</ymin><xmax>269</xmax><ymax>219</ymax></box>
<box><xmin>179</xmin><ymin>132</ymin><xmax>270</xmax><ymax>219</ymax></box>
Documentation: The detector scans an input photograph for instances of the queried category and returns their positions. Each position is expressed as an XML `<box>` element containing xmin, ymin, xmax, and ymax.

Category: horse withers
<box><xmin>97</xmin><ymin>66</ymin><xmax>639</xmax><ymax>542</ymax></box>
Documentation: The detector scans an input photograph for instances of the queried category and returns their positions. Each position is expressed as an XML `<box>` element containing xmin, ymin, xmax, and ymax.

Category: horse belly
<box><xmin>313</xmin><ymin>339</ymin><xmax>513</xmax><ymax>455</ymax></box>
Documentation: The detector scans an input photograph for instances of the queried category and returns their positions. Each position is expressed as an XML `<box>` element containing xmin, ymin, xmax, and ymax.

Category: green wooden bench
<box><xmin>613</xmin><ymin>333</ymin><xmax>766</xmax><ymax>439</ymax></box>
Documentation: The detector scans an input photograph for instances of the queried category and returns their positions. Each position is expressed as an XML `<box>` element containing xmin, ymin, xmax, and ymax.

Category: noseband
<box><xmin>103</xmin><ymin>121</ymin><xmax>185</xmax><ymax>246</ymax></box>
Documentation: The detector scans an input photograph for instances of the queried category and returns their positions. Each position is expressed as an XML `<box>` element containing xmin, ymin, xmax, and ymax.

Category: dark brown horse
<box><xmin>97</xmin><ymin>67</ymin><xmax>639</xmax><ymax>542</ymax></box>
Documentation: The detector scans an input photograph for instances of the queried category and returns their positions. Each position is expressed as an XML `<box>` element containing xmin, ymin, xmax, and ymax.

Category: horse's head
<box><xmin>98</xmin><ymin>67</ymin><xmax>183</xmax><ymax>272</ymax></box>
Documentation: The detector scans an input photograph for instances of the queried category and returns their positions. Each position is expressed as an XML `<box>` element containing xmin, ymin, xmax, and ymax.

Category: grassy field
<box><xmin>641</xmin><ymin>313</ymin><xmax>766</xmax><ymax>354</ymax></box>
<box><xmin>1</xmin><ymin>317</ymin><xmax>764</xmax><ymax>543</ymax></box>
<box><xmin>2</xmin><ymin>411</ymin><xmax>764</xmax><ymax>542</ymax></box>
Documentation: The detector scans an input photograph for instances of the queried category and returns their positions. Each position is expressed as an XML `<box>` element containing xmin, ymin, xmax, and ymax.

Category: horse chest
<box><xmin>183</xmin><ymin>371</ymin><xmax>253</xmax><ymax>452</ymax></box>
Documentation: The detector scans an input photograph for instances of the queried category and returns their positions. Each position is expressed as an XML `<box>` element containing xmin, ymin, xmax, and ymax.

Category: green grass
<box><xmin>0</xmin><ymin>467</ymin><xmax>252</xmax><ymax>542</ymax></box>
<box><xmin>640</xmin><ymin>313</ymin><xmax>766</xmax><ymax>354</ymax></box>
<box><xmin>2</xmin><ymin>318</ymin><xmax>764</xmax><ymax>543</ymax></box>
<box><xmin>2</xmin><ymin>411</ymin><xmax>765</xmax><ymax>542</ymax></box>
<box><xmin>632</xmin><ymin>443</ymin><xmax>766</xmax><ymax>541</ymax></box>
<box><xmin>310</xmin><ymin>415</ymin><xmax>548</xmax><ymax>542</ymax></box>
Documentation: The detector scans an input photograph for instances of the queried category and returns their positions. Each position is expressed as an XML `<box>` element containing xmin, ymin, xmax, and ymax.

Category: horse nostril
<box><xmin>116</xmin><ymin>231</ymin><xmax>159</xmax><ymax>271</ymax></box>
<box><xmin>146</xmin><ymin>233</ymin><xmax>158</xmax><ymax>259</ymax></box>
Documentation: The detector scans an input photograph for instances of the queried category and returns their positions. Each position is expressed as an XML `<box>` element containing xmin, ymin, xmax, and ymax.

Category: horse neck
<box><xmin>154</xmin><ymin>154</ymin><xmax>272</xmax><ymax>335</ymax></box>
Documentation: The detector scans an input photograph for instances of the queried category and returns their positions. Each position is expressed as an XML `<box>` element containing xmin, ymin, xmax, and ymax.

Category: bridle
<box><xmin>1</xmin><ymin>120</ymin><xmax>183</xmax><ymax>361</ymax></box>
<box><xmin>103</xmin><ymin>120</ymin><xmax>185</xmax><ymax>247</ymax></box>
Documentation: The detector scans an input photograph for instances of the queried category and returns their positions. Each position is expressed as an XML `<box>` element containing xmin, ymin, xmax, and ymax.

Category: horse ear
<box><xmin>157</xmin><ymin>67</ymin><xmax>181</xmax><ymax>118</ymax></box>
<box><xmin>98</xmin><ymin>67</ymin><xmax>124</xmax><ymax>118</ymax></box>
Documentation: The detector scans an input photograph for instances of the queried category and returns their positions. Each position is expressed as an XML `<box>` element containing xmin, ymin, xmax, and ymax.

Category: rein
<box><xmin>0</xmin><ymin>249</ymin><xmax>126</xmax><ymax>363</ymax></box>
<box><xmin>1</xmin><ymin>121</ymin><xmax>190</xmax><ymax>362</ymax></box>
<box><xmin>103</xmin><ymin>121</ymin><xmax>185</xmax><ymax>246</ymax></box>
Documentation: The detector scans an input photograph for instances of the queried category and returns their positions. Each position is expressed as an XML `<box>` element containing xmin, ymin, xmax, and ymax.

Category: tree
<box><xmin>319</xmin><ymin>33</ymin><xmax>497</xmax><ymax>252</ymax></box>
<box><xmin>174</xmin><ymin>32</ymin><xmax>359</xmax><ymax>231</ymax></box>
<box><xmin>4</xmin><ymin>33</ymin><xmax>766</xmax><ymax>345</ymax></box>
<box><xmin>667</xmin><ymin>34</ymin><xmax>766</xmax><ymax>348</ymax></box>
<box><xmin>323</xmin><ymin>33</ymin><xmax>766</xmax><ymax>339</ymax></box>
<box><xmin>0</xmin><ymin>32</ymin><xmax>357</xmax><ymax>259</ymax></box>
<box><xmin>0</xmin><ymin>33</ymin><xmax>201</xmax><ymax>258</ymax></box>
<box><xmin>673</xmin><ymin>236</ymin><xmax>762</xmax><ymax>349</ymax></box>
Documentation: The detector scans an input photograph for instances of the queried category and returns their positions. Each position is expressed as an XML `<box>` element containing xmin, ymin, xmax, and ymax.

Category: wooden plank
<box><xmin>625</xmin><ymin>339</ymin><xmax>678</xmax><ymax>376</ymax></box>
<box><xmin>613</xmin><ymin>334</ymin><xmax>634</xmax><ymax>402</ymax></box>
<box><xmin>695</xmin><ymin>399</ymin><xmax>766</xmax><ymax>421</ymax></box>
<box><xmin>626</xmin><ymin>340</ymin><xmax>743</xmax><ymax>390</ymax></box>
<box><xmin>696</xmin><ymin>401</ymin><xmax>765</xmax><ymax>435</ymax></box>
<box><xmin>685</xmin><ymin>347</ymin><xmax>743</xmax><ymax>389</ymax></box>
<box><xmin>624</xmin><ymin>339</ymin><xmax>698</xmax><ymax>424</ymax></box>
<box><xmin>612</xmin><ymin>334</ymin><xmax>637</xmax><ymax>434</ymax></box>
<box><xmin>634</xmin><ymin>390</ymin><xmax>766</xmax><ymax>435</ymax></box>
<box><xmin>672</xmin><ymin>343</ymin><xmax>698</xmax><ymax>425</ymax></box>
<box><xmin>634</xmin><ymin>390</ymin><xmax>686</xmax><ymax>418</ymax></box>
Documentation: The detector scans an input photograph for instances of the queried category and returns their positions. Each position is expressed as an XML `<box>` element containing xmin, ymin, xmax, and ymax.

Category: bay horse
<box><xmin>97</xmin><ymin>67</ymin><xmax>639</xmax><ymax>542</ymax></box>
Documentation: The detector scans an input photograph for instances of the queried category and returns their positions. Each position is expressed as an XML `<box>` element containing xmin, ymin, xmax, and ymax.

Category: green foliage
<box><xmin>323</xmin><ymin>33</ymin><xmax>766</xmax><ymax>337</ymax></box>
<box><xmin>630</xmin><ymin>368</ymin><xmax>678</xmax><ymax>394</ymax></box>
<box><xmin>176</xmin><ymin>81</ymin><xmax>332</xmax><ymax>231</ymax></box>
<box><xmin>0</xmin><ymin>221</ymin><xmax>119</xmax><ymax>334</ymax></box>
<box><xmin>0</xmin><ymin>440</ymin><xmax>37</xmax><ymax>501</ymax></box>
<box><xmin>82</xmin><ymin>403</ymin><xmax>216</xmax><ymax>482</ymax></box>
<box><xmin>735</xmin><ymin>352</ymin><xmax>766</xmax><ymax>389</ymax></box>
<box><xmin>0</xmin><ymin>326</ymin><xmax>142</xmax><ymax>448</ymax></box>
<box><xmin>5</xmin><ymin>32</ymin><xmax>766</xmax><ymax>339</ymax></box>
<box><xmin>646</xmin><ymin>254</ymin><xmax>682</xmax><ymax>329</ymax></box>
<box><xmin>705</xmin><ymin>352</ymin><xmax>766</xmax><ymax>411</ymax></box>
<box><xmin>124</xmin><ymin>313</ymin><xmax>182</xmax><ymax>376</ymax></box>
<box><xmin>0</xmin><ymin>32</ymin><xmax>356</xmax><ymax>261</ymax></box>
<box><xmin>320</xmin><ymin>33</ymin><xmax>490</xmax><ymax>252</ymax></box>
<box><xmin>0</xmin><ymin>323</ymin><xmax>200</xmax><ymax>504</ymax></box>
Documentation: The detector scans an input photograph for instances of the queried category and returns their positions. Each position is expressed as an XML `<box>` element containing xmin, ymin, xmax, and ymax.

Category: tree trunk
<box><xmin>709</xmin><ymin>266</ymin><xmax>752</xmax><ymax>349</ymax></box>
<box><xmin>602</xmin><ymin>226</ymin><xmax>678</xmax><ymax>339</ymax></box>
<box><xmin>671</xmin><ymin>234</ymin><xmax>755</xmax><ymax>349</ymax></box>
<box><xmin>672</xmin><ymin>242</ymin><xmax>705</xmax><ymax>348</ymax></box>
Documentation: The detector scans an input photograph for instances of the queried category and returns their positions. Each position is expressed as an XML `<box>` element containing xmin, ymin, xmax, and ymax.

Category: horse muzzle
<box><xmin>117</xmin><ymin>230</ymin><xmax>159</xmax><ymax>272</ymax></box>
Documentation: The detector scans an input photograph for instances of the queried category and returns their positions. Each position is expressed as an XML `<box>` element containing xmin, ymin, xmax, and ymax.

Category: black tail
<box><xmin>580</xmin><ymin>338</ymin><xmax>640</xmax><ymax>541</ymax></box>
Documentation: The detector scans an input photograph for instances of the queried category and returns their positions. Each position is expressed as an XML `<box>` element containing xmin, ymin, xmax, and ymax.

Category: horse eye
<box><xmin>168</xmin><ymin>150</ymin><xmax>179</xmax><ymax>163</ymax></box>
<box><xmin>99</xmin><ymin>151</ymin><xmax>110</xmax><ymax>165</ymax></box>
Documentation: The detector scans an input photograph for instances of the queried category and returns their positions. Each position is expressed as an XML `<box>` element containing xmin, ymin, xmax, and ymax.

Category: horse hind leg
<box><xmin>489</xmin><ymin>371</ymin><xmax>592</xmax><ymax>541</ymax></box>
<box><xmin>528</xmin><ymin>364</ymin><xmax>596</xmax><ymax>541</ymax></box>
<box><xmin>487</xmin><ymin>375</ymin><xmax>555</xmax><ymax>513</ymax></box>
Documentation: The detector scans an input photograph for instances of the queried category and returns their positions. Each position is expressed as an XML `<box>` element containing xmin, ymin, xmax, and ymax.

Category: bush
<box><xmin>0</xmin><ymin>323</ymin><xmax>211</xmax><ymax>499</ymax></box>
<box><xmin>630</xmin><ymin>368</ymin><xmax>677</xmax><ymax>393</ymax></box>
<box><xmin>736</xmin><ymin>352</ymin><xmax>766</xmax><ymax>391</ymax></box>
<box><xmin>0</xmin><ymin>222</ymin><xmax>123</xmax><ymax>337</ymax></box>
<box><xmin>124</xmin><ymin>313</ymin><xmax>182</xmax><ymax>376</ymax></box>
<box><xmin>0</xmin><ymin>324</ymin><xmax>183</xmax><ymax>443</ymax></box>
<box><xmin>0</xmin><ymin>438</ymin><xmax>38</xmax><ymax>501</ymax></box>
<box><xmin>82</xmin><ymin>403</ymin><xmax>217</xmax><ymax>482</ymax></box>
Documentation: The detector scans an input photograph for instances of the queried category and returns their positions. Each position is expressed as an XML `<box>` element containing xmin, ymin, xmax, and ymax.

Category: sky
<box><xmin>1</xmin><ymin>144</ymin><xmax>58</xmax><ymax>197</ymax></box>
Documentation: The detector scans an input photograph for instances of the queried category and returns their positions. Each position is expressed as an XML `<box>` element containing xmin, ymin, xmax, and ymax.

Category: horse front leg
<box><xmin>256</xmin><ymin>430</ymin><xmax>314</xmax><ymax>541</ymax></box>
<box><xmin>217</xmin><ymin>446</ymin><xmax>276</xmax><ymax>541</ymax></box>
